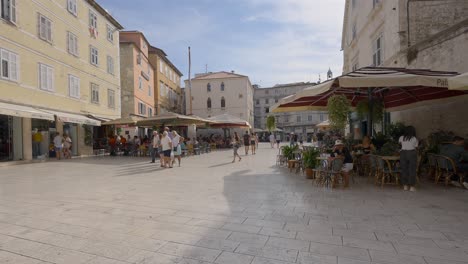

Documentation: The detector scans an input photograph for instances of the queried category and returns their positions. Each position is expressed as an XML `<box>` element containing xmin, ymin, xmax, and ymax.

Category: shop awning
<box><xmin>41</xmin><ymin>109</ymin><xmax>101</xmax><ymax>126</ymax></box>
<box><xmin>0</xmin><ymin>102</ymin><xmax>54</xmax><ymax>120</ymax></box>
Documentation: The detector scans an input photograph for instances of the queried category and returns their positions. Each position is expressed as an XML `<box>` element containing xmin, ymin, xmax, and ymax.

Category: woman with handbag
<box><xmin>172</xmin><ymin>131</ymin><xmax>183</xmax><ymax>167</ymax></box>
<box><xmin>232</xmin><ymin>132</ymin><xmax>242</xmax><ymax>163</ymax></box>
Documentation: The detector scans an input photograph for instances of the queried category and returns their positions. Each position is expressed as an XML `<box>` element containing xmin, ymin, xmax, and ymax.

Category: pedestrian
<box><xmin>250</xmin><ymin>133</ymin><xmax>257</xmax><ymax>155</ymax></box>
<box><xmin>159</xmin><ymin>136</ymin><xmax>166</xmax><ymax>168</ymax></box>
<box><xmin>53</xmin><ymin>132</ymin><xmax>63</xmax><ymax>160</ymax></box>
<box><xmin>269</xmin><ymin>133</ymin><xmax>275</xmax><ymax>148</ymax></box>
<box><xmin>276</xmin><ymin>133</ymin><xmax>281</xmax><ymax>149</ymax></box>
<box><xmin>63</xmin><ymin>134</ymin><xmax>72</xmax><ymax>159</ymax></box>
<box><xmin>32</xmin><ymin>129</ymin><xmax>43</xmax><ymax>158</ymax></box>
<box><xmin>160</xmin><ymin>131</ymin><xmax>173</xmax><ymax>168</ymax></box>
<box><xmin>232</xmin><ymin>132</ymin><xmax>242</xmax><ymax>163</ymax></box>
<box><xmin>150</xmin><ymin>131</ymin><xmax>159</xmax><ymax>163</ymax></box>
<box><xmin>399</xmin><ymin>126</ymin><xmax>419</xmax><ymax>192</ymax></box>
<box><xmin>331</xmin><ymin>140</ymin><xmax>353</xmax><ymax>188</ymax></box>
<box><xmin>172</xmin><ymin>131</ymin><xmax>183</xmax><ymax>167</ymax></box>
<box><xmin>243</xmin><ymin>131</ymin><xmax>250</xmax><ymax>155</ymax></box>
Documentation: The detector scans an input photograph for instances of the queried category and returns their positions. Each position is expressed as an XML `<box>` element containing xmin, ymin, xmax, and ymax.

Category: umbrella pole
<box><xmin>367</xmin><ymin>88</ymin><xmax>373</xmax><ymax>137</ymax></box>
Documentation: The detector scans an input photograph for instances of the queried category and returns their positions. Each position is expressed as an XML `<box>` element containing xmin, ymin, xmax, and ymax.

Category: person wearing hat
<box><xmin>330</xmin><ymin>139</ymin><xmax>353</xmax><ymax>188</ymax></box>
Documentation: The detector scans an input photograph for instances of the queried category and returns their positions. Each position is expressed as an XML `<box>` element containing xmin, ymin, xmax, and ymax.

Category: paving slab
<box><xmin>0</xmin><ymin>143</ymin><xmax>467</xmax><ymax>264</ymax></box>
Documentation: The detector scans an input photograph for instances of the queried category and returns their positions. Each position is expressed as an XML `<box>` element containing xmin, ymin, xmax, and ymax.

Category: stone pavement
<box><xmin>0</xmin><ymin>143</ymin><xmax>468</xmax><ymax>264</ymax></box>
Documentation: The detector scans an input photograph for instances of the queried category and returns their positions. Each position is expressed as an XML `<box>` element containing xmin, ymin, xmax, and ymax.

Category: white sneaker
<box><xmin>403</xmin><ymin>185</ymin><xmax>409</xmax><ymax>191</ymax></box>
<box><xmin>451</xmin><ymin>181</ymin><xmax>462</xmax><ymax>188</ymax></box>
<box><xmin>410</xmin><ymin>186</ymin><xmax>416</xmax><ymax>192</ymax></box>
<box><xmin>463</xmin><ymin>182</ymin><xmax>468</xmax><ymax>189</ymax></box>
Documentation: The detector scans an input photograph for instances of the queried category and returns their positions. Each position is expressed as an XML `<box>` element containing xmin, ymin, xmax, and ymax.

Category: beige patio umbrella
<box><xmin>207</xmin><ymin>113</ymin><xmax>251</xmax><ymax>128</ymax></box>
<box><xmin>448</xmin><ymin>72</ymin><xmax>468</xmax><ymax>90</ymax></box>
<box><xmin>102</xmin><ymin>116</ymin><xmax>144</xmax><ymax>126</ymax></box>
<box><xmin>316</xmin><ymin>120</ymin><xmax>330</xmax><ymax>129</ymax></box>
<box><xmin>136</xmin><ymin>112</ymin><xmax>212</xmax><ymax>127</ymax></box>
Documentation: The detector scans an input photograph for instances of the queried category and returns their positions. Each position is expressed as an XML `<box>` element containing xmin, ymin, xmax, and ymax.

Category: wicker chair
<box><xmin>435</xmin><ymin>155</ymin><xmax>459</xmax><ymax>186</ymax></box>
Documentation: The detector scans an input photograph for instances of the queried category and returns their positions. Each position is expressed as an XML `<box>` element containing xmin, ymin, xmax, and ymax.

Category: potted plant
<box><xmin>283</xmin><ymin>145</ymin><xmax>298</xmax><ymax>168</ymax></box>
<box><xmin>303</xmin><ymin>148</ymin><xmax>320</xmax><ymax>179</ymax></box>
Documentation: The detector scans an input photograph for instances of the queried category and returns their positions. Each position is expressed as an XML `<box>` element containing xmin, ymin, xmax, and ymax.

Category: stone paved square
<box><xmin>0</xmin><ymin>144</ymin><xmax>468</xmax><ymax>264</ymax></box>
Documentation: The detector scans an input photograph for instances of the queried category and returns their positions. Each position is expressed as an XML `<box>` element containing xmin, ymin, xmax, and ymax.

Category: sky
<box><xmin>99</xmin><ymin>0</ymin><xmax>346</xmax><ymax>87</ymax></box>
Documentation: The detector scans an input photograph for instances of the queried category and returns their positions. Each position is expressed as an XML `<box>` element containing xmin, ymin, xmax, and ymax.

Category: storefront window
<box><xmin>0</xmin><ymin>115</ymin><xmax>23</xmax><ymax>162</ymax></box>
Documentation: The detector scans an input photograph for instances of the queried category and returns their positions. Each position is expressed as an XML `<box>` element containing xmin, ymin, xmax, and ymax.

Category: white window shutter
<box><xmin>40</xmin><ymin>65</ymin><xmax>47</xmax><ymax>89</ymax></box>
<box><xmin>47</xmin><ymin>67</ymin><xmax>53</xmax><ymax>91</ymax></box>
<box><xmin>11</xmin><ymin>0</ymin><xmax>17</xmax><ymax>23</ymax></box>
<box><xmin>9</xmin><ymin>52</ymin><xmax>18</xmax><ymax>81</ymax></box>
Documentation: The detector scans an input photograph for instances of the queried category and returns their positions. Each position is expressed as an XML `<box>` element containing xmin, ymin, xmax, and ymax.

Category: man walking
<box><xmin>150</xmin><ymin>131</ymin><xmax>160</xmax><ymax>163</ymax></box>
<box><xmin>243</xmin><ymin>131</ymin><xmax>250</xmax><ymax>155</ymax></box>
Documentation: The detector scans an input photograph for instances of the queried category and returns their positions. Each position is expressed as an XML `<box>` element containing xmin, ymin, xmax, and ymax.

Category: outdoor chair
<box><xmin>376</xmin><ymin>156</ymin><xmax>400</xmax><ymax>188</ymax></box>
<box><xmin>193</xmin><ymin>144</ymin><xmax>200</xmax><ymax>155</ymax></box>
<box><xmin>324</xmin><ymin>158</ymin><xmax>344</xmax><ymax>188</ymax></box>
<box><xmin>435</xmin><ymin>155</ymin><xmax>459</xmax><ymax>186</ymax></box>
<box><xmin>427</xmin><ymin>153</ymin><xmax>438</xmax><ymax>180</ymax></box>
<box><xmin>313</xmin><ymin>158</ymin><xmax>328</xmax><ymax>184</ymax></box>
<box><xmin>276</xmin><ymin>146</ymin><xmax>287</xmax><ymax>166</ymax></box>
<box><xmin>367</xmin><ymin>155</ymin><xmax>379</xmax><ymax>183</ymax></box>
<box><xmin>187</xmin><ymin>144</ymin><xmax>194</xmax><ymax>156</ymax></box>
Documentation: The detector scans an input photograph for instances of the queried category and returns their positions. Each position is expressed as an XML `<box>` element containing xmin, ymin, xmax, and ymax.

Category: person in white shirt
<box><xmin>269</xmin><ymin>133</ymin><xmax>275</xmax><ymax>148</ymax></box>
<box><xmin>172</xmin><ymin>131</ymin><xmax>183</xmax><ymax>167</ymax></box>
<box><xmin>53</xmin><ymin>132</ymin><xmax>64</xmax><ymax>160</ymax></box>
<box><xmin>150</xmin><ymin>131</ymin><xmax>160</xmax><ymax>163</ymax></box>
<box><xmin>160</xmin><ymin>131</ymin><xmax>173</xmax><ymax>168</ymax></box>
<box><xmin>275</xmin><ymin>134</ymin><xmax>281</xmax><ymax>149</ymax></box>
<box><xmin>63</xmin><ymin>134</ymin><xmax>72</xmax><ymax>159</ymax></box>
<box><xmin>399</xmin><ymin>126</ymin><xmax>419</xmax><ymax>192</ymax></box>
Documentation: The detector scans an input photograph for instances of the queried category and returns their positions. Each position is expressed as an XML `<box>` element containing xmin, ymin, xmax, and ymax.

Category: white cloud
<box><xmin>231</xmin><ymin>0</ymin><xmax>345</xmax><ymax>86</ymax></box>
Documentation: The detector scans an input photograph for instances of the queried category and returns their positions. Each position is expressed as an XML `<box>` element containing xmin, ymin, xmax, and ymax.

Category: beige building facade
<box><xmin>0</xmin><ymin>0</ymin><xmax>122</xmax><ymax>163</ymax></box>
<box><xmin>185</xmin><ymin>71</ymin><xmax>254</xmax><ymax>125</ymax></box>
<box><xmin>342</xmin><ymin>0</ymin><xmax>468</xmax><ymax>138</ymax></box>
<box><xmin>254</xmin><ymin>83</ymin><xmax>328</xmax><ymax>139</ymax></box>
<box><xmin>119</xmin><ymin>31</ymin><xmax>155</xmax><ymax>118</ymax></box>
<box><xmin>148</xmin><ymin>46</ymin><xmax>183</xmax><ymax>114</ymax></box>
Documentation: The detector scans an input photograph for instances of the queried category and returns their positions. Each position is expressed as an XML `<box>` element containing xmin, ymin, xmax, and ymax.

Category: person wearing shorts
<box><xmin>250</xmin><ymin>133</ymin><xmax>257</xmax><ymax>155</ymax></box>
<box><xmin>331</xmin><ymin>140</ymin><xmax>353</xmax><ymax>188</ymax></box>
<box><xmin>171</xmin><ymin>131</ymin><xmax>183</xmax><ymax>167</ymax></box>
<box><xmin>53</xmin><ymin>132</ymin><xmax>64</xmax><ymax>160</ymax></box>
<box><xmin>275</xmin><ymin>134</ymin><xmax>281</xmax><ymax>149</ymax></box>
<box><xmin>160</xmin><ymin>131</ymin><xmax>173</xmax><ymax>168</ymax></box>
<box><xmin>243</xmin><ymin>131</ymin><xmax>250</xmax><ymax>155</ymax></box>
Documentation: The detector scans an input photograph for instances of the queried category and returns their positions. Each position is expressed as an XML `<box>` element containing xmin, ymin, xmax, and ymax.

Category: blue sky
<box><xmin>99</xmin><ymin>0</ymin><xmax>345</xmax><ymax>87</ymax></box>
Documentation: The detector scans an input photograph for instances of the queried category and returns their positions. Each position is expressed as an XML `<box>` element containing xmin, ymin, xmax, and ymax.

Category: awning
<box><xmin>41</xmin><ymin>109</ymin><xmax>101</xmax><ymax>126</ymax></box>
<box><xmin>449</xmin><ymin>72</ymin><xmax>468</xmax><ymax>90</ymax></box>
<box><xmin>0</xmin><ymin>102</ymin><xmax>54</xmax><ymax>120</ymax></box>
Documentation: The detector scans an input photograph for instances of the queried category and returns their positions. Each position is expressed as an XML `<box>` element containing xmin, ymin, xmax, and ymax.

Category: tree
<box><xmin>327</xmin><ymin>95</ymin><xmax>351</xmax><ymax>131</ymax></box>
<box><xmin>266</xmin><ymin>115</ymin><xmax>276</xmax><ymax>132</ymax></box>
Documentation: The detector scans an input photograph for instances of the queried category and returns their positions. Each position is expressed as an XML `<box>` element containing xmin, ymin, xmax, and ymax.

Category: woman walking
<box><xmin>172</xmin><ymin>131</ymin><xmax>183</xmax><ymax>167</ymax></box>
<box><xmin>63</xmin><ymin>134</ymin><xmax>72</xmax><ymax>159</ymax></box>
<box><xmin>232</xmin><ymin>132</ymin><xmax>242</xmax><ymax>163</ymax></box>
<box><xmin>250</xmin><ymin>133</ymin><xmax>257</xmax><ymax>155</ymax></box>
<box><xmin>160</xmin><ymin>131</ymin><xmax>173</xmax><ymax>168</ymax></box>
<box><xmin>399</xmin><ymin>126</ymin><xmax>419</xmax><ymax>192</ymax></box>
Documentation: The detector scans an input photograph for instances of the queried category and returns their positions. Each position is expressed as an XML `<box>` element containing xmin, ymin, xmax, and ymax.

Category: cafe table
<box><xmin>379</xmin><ymin>155</ymin><xmax>400</xmax><ymax>186</ymax></box>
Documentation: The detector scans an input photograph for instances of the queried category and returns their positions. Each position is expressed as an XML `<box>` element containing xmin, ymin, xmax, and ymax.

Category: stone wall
<box><xmin>407</xmin><ymin>19</ymin><xmax>468</xmax><ymax>73</ymax></box>
<box><xmin>408</xmin><ymin>0</ymin><xmax>468</xmax><ymax>46</ymax></box>
<box><xmin>391</xmin><ymin>96</ymin><xmax>468</xmax><ymax>139</ymax></box>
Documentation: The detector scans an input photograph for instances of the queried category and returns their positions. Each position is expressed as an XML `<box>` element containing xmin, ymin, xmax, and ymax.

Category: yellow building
<box><xmin>148</xmin><ymin>46</ymin><xmax>183</xmax><ymax>114</ymax></box>
<box><xmin>0</xmin><ymin>0</ymin><xmax>123</xmax><ymax>163</ymax></box>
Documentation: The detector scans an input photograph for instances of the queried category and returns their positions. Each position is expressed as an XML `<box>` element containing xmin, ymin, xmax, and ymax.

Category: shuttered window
<box><xmin>39</xmin><ymin>63</ymin><xmax>54</xmax><ymax>92</ymax></box>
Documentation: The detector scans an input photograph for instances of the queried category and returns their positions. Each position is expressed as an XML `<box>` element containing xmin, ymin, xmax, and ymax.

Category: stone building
<box><xmin>148</xmin><ymin>46</ymin><xmax>183</xmax><ymax>114</ymax></box>
<box><xmin>254</xmin><ymin>82</ymin><xmax>328</xmax><ymax>140</ymax></box>
<box><xmin>342</xmin><ymin>0</ymin><xmax>468</xmax><ymax>138</ymax></box>
<box><xmin>184</xmin><ymin>71</ymin><xmax>254</xmax><ymax>125</ymax></box>
<box><xmin>0</xmin><ymin>0</ymin><xmax>123</xmax><ymax>162</ymax></box>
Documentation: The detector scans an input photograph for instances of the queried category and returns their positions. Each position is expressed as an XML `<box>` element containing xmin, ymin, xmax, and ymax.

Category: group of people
<box><xmin>52</xmin><ymin>132</ymin><xmax>72</xmax><ymax>160</ymax></box>
<box><xmin>269</xmin><ymin>133</ymin><xmax>282</xmax><ymax>149</ymax></box>
<box><xmin>150</xmin><ymin>127</ymin><xmax>184</xmax><ymax>168</ymax></box>
<box><xmin>231</xmin><ymin>131</ymin><xmax>259</xmax><ymax>162</ymax></box>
